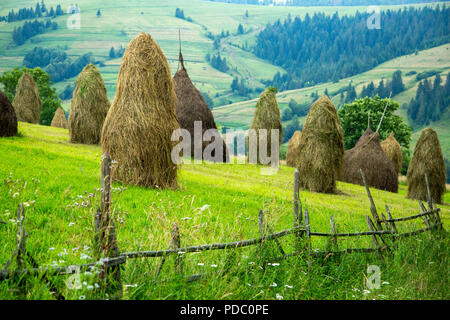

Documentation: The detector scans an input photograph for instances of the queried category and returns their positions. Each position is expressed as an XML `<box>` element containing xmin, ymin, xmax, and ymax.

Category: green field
<box><xmin>0</xmin><ymin>123</ymin><xmax>448</xmax><ymax>299</ymax></box>
<box><xmin>213</xmin><ymin>43</ymin><xmax>450</xmax><ymax>159</ymax></box>
<box><xmin>0</xmin><ymin>0</ymin><xmax>446</xmax><ymax>104</ymax></box>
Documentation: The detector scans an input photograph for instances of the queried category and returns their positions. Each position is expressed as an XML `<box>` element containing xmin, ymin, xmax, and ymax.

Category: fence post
<box><xmin>16</xmin><ymin>203</ymin><xmax>25</xmax><ymax>270</ymax></box>
<box><xmin>385</xmin><ymin>205</ymin><xmax>398</xmax><ymax>244</ymax></box>
<box><xmin>327</xmin><ymin>215</ymin><xmax>338</xmax><ymax>252</ymax></box>
<box><xmin>293</xmin><ymin>169</ymin><xmax>303</xmax><ymax>250</ymax></box>
<box><xmin>304</xmin><ymin>208</ymin><xmax>311</xmax><ymax>256</ymax></box>
<box><xmin>366</xmin><ymin>215</ymin><xmax>384</xmax><ymax>263</ymax></box>
<box><xmin>360</xmin><ymin>169</ymin><xmax>382</xmax><ymax>230</ymax></box>
<box><xmin>172</xmin><ymin>223</ymin><xmax>184</xmax><ymax>274</ymax></box>
<box><xmin>417</xmin><ymin>200</ymin><xmax>431</xmax><ymax>228</ymax></box>
<box><xmin>96</xmin><ymin>153</ymin><xmax>122</xmax><ymax>299</ymax></box>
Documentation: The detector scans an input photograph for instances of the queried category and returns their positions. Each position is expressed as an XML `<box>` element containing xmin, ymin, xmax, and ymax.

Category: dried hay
<box><xmin>69</xmin><ymin>63</ymin><xmax>110</xmax><ymax>144</ymax></box>
<box><xmin>173</xmin><ymin>57</ymin><xmax>228</xmax><ymax>162</ymax></box>
<box><xmin>286</xmin><ymin>130</ymin><xmax>302</xmax><ymax>168</ymax></box>
<box><xmin>297</xmin><ymin>95</ymin><xmax>344</xmax><ymax>193</ymax></box>
<box><xmin>0</xmin><ymin>90</ymin><xmax>17</xmax><ymax>137</ymax></box>
<box><xmin>51</xmin><ymin>107</ymin><xmax>68</xmax><ymax>129</ymax></box>
<box><xmin>249</xmin><ymin>87</ymin><xmax>282</xmax><ymax>164</ymax></box>
<box><xmin>407</xmin><ymin>128</ymin><xmax>446</xmax><ymax>204</ymax></box>
<box><xmin>101</xmin><ymin>33</ymin><xmax>179</xmax><ymax>188</ymax></box>
<box><xmin>12</xmin><ymin>71</ymin><xmax>41</xmax><ymax>124</ymax></box>
<box><xmin>381</xmin><ymin>132</ymin><xmax>402</xmax><ymax>175</ymax></box>
<box><xmin>342</xmin><ymin>127</ymin><xmax>398</xmax><ymax>193</ymax></box>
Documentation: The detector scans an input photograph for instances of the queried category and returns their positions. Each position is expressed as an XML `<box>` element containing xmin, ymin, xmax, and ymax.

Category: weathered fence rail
<box><xmin>0</xmin><ymin>154</ymin><xmax>445</xmax><ymax>299</ymax></box>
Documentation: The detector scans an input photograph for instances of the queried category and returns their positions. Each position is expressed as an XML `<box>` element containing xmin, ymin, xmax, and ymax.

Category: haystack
<box><xmin>101</xmin><ymin>32</ymin><xmax>180</xmax><ymax>188</ymax></box>
<box><xmin>248</xmin><ymin>87</ymin><xmax>282</xmax><ymax>164</ymax></box>
<box><xmin>69</xmin><ymin>63</ymin><xmax>109</xmax><ymax>144</ymax></box>
<box><xmin>381</xmin><ymin>132</ymin><xmax>402</xmax><ymax>175</ymax></box>
<box><xmin>297</xmin><ymin>95</ymin><xmax>344</xmax><ymax>193</ymax></box>
<box><xmin>0</xmin><ymin>90</ymin><xmax>17</xmax><ymax>137</ymax></box>
<box><xmin>51</xmin><ymin>107</ymin><xmax>68</xmax><ymax>129</ymax></box>
<box><xmin>12</xmin><ymin>71</ymin><xmax>41</xmax><ymax>124</ymax></box>
<box><xmin>342</xmin><ymin>127</ymin><xmax>398</xmax><ymax>193</ymax></box>
<box><xmin>173</xmin><ymin>54</ymin><xmax>228</xmax><ymax>162</ymax></box>
<box><xmin>286</xmin><ymin>130</ymin><xmax>302</xmax><ymax>168</ymax></box>
<box><xmin>407</xmin><ymin>128</ymin><xmax>446</xmax><ymax>204</ymax></box>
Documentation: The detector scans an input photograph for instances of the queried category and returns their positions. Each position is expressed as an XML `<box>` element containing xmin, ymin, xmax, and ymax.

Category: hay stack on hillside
<box><xmin>0</xmin><ymin>90</ymin><xmax>17</xmax><ymax>137</ymax></box>
<box><xmin>249</xmin><ymin>87</ymin><xmax>282</xmax><ymax>164</ymax></box>
<box><xmin>12</xmin><ymin>71</ymin><xmax>41</xmax><ymax>124</ymax></box>
<box><xmin>342</xmin><ymin>127</ymin><xmax>398</xmax><ymax>193</ymax></box>
<box><xmin>297</xmin><ymin>95</ymin><xmax>344</xmax><ymax>193</ymax></box>
<box><xmin>407</xmin><ymin>128</ymin><xmax>446</xmax><ymax>204</ymax></box>
<box><xmin>173</xmin><ymin>54</ymin><xmax>228</xmax><ymax>162</ymax></box>
<box><xmin>51</xmin><ymin>107</ymin><xmax>68</xmax><ymax>129</ymax></box>
<box><xmin>101</xmin><ymin>32</ymin><xmax>180</xmax><ymax>188</ymax></box>
<box><xmin>69</xmin><ymin>63</ymin><xmax>109</xmax><ymax>144</ymax></box>
<box><xmin>381</xmin><ymin>132</ymin><xmax>402</xmax><ymax>175</ymax></box>
<box><xmin>286</xmin><ymin>130</ymin><xmax>302</xmax><ymax>168</ymax></box>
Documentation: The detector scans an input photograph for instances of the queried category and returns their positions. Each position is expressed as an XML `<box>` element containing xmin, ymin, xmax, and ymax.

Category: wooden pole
<box><xmin>328</xmin><ymin>215</ymin><xmax>338</xmax><ymax>252</ymax></box>
<box><xmin>366</xmin><ymin>215</ymin><xmax>384</xmax><ymax>263</ymax></box>
<box><xmin>293</xmin><ymin>169</ymin><xmax>302</xmax><ymax>250</ymax></box>
<box><xmin>360</xmin><ymin>169</ymin><xmax>382</xmax><ymax>230</ymax></box>
<box><xmin>304</xmin><ymin>208</ymin><xmax>311</xmax><ymax>256</ymax></box>
<box><xmin>96</xmin><ymin>153</ymin><xmax>122</xmax><ymax>298</ymax></box>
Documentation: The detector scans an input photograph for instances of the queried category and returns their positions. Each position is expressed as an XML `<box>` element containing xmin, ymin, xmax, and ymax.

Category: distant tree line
<box><xmin>254</xmin><ymin>6</ymin><xmax>449</xmax><ymax>91</ymax></box>
<box><xmin>12</xmin><ymin>19</ymin><xmax>58</xmax><ymax>45</ymax></box>
<box><xmin>230</xmin><ymin>77</ymin><xmax>253</xmax><ymax>97</ymax></box>
<box><xmin>207</xmin><ymin>0</ymin><xmax>447</xmax><ymax>6</ymax></box>
<box><xmin>1</xmin><ymin>1</ymin><xmax>64</xmax><ymax>23</ymax></box>
<box><xmin>174</xmin><ymin>8</ymin><xmax>193</xmax><ymax>22</ymax></box>
<box><xmin>407</xmin><ymin>73</ymin><xmax>450</xmax><ymax>126</ymax></box>
<box><xmin>23</xmin><ymin>46</ymin><xmax>93</xmax><ymax>82</ymax></box>
<box><xmin>109</xmin><ymin>46</ymin><xmax>125</xmax><ymax>59</ymax></box>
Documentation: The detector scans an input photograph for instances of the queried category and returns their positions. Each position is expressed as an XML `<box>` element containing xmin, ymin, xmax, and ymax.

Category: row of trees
<box><xmin>208</xmin><ymin>0</ymin><xmax>447</xmax><ymax>6</ymax></box>
<box><xmin>12</xmin><ymin>19</ymin><xmax>58</xmax><ymax>45</ymax></box>
<box><xmin>174</xmin><ymin>8</ymin><xmax>193</xmax><ymax>22</ymax></box>
<box><xmin>109</xmin><ymin>46</ymin><xmax>125</xmax><ymax>59</ymax></box>
<box><xmin>254</xmin><ymin>6</ymin><xmax>449</xmax><ymax>91</ymax></box>
<box><xmin>230</xmin><ymin>77</ymin><xmax>253</xmax><ymax>97</ymax></box>
<box><xmin>208</xmin><ymin>53</ymin><xmax>229</xmax><ymax>72</ymax></box>
<box><xmin>22</xmin><ymin>46</ymin><xmax>93</xmax><ymax>82</ymax></box>
<box><xmin>1</xmin><ymin>1</ymin><xmax>64</xmax><ymax>23</ymax></box>
<box><xmin>407</xmin><ymin>73</ymin><xmax>450</xmax><ymax>126</ymax></box>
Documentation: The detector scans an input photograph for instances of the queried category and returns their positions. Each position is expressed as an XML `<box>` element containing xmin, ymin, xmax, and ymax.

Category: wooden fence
<box><xmin>0</xmin><ymin>154</ymin><xmax>445</xmax><ymax>299</ymax></box>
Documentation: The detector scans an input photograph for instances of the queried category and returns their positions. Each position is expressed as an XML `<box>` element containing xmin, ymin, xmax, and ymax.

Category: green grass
<box><xmin>0</xmin><ymin>123</ymin><xmax>448</xmax><ymax>299</ymax></box>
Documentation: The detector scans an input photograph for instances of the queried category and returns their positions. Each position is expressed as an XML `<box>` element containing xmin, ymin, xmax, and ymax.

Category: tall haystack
<box><xmin>69</xmin><ymin>63</ymin><xmax>109</xmax><ymax>144</ymax></box>
<box><xmin>297</xmin><ymin>95</ymin><xmax>344</xmax><ymax>193</ymax></box>
<box><xmin>249</xmin><ymin>87</ymin><xmax>282</xmax><ymax>164</ymax></box>
<box><xmin>407</xmin><ymin>128</ymin><xmax>446</xmax><ymax>204</ymax></box>
<box><xmin>286</xmin><ymin>130</ymin><xmax>302</xmax><ymax>168</ymax></box>
<box><xmin>173</xmin><ymin>53</ymin><xmax>228</xmax><ymax>162</ymax></box>
<box><xmin>342</xmin><ymin>127</ymin><xmax>398</xmax><ymax>193</ymax></box>
<box><xmin>51</xmin><ymin>107</ymin><xmax>68</xmax><ymax>129</ymax></box>
<box><xmin>0</xmin><ymin>90</ymin><xmax>17</xmax><ymax>137</ymax></box>
<box><xmin>381</xmin><ymin>132</ymin><xmax>402</xmax><ymax>175</ymax></box>
<box><xmin>101</xmin><ymin>32</ymin><xmax>180</xmax><ymax>188</ymax></box>
<box><xmin>12</xmin><ymin>71</ymin><xmax>41</xmax><ymax>124</ymax></box>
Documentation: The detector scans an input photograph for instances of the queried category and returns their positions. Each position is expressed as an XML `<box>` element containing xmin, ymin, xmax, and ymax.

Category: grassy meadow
<box><xmin>0</xmin><ymin>123</ymin><xmax>448</xmax><ymax>300</ymax></box>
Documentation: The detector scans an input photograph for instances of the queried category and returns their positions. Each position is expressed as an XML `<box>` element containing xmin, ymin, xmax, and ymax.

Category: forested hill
<box><xmin>208</xmin><ymin>0</ymin><xmax>446</xmax><ymax>6</ymax></box>
<box><xmin>253</xmin><ymin>5</ymin><xmax>449</xmax><ymax>91</ymax></box>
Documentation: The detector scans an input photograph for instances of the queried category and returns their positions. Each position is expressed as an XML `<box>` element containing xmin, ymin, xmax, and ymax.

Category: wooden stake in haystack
<box><xmin>297</xmin><ymin>95</ymin><xmax>344</xmax><ymax>193</ymax></box>
<box><xmin>101</xmin><ymin>32</ymin><xmax>180</xmax><ymax>188</ymax></box>
<box><xmin>51</xmin><ymin>107</ymin><xmax>68</xmax><ymax>129</ymax></box>
<box><xmin>12</xmin><ymin>71</ymin><xmax>41</xmax><ymax>124</ymax></box>
<box><xmin>407</xmin><ymin>127</ymin><xmax>446</xmax><ymax>204</ymax></box>
<box><xmin>173</xmin><ymin>31</ymin><xmax>229</xmax><ymax>162</ymax></box>
<box><xmin>0</xmin><ymin>90</ymin><xmax>17</xmax><ymax>137</ymax></box>
<box><xmin>69</xmin><ymin>63</ymin><xmax>110</xmax><ymax>144</ymax></box>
